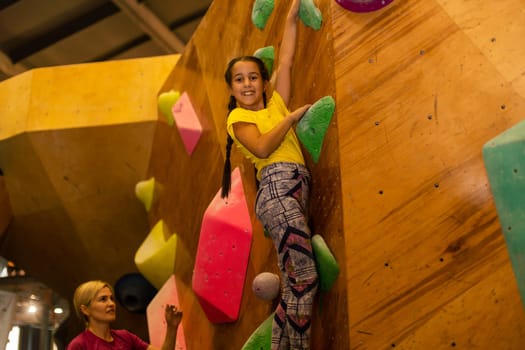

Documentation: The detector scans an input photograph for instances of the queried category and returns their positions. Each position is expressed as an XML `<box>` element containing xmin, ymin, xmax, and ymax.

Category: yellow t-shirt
<box><xmin>227</xmin><ymin>92</ymin><xmax>305</xmax><ymax>179</ymax></box>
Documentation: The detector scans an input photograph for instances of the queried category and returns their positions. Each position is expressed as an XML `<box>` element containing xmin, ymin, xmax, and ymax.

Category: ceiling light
<box><xmin>27</xmin><ymin>304</ymin><xmax>37</xmax><ymax>313</ymax></box>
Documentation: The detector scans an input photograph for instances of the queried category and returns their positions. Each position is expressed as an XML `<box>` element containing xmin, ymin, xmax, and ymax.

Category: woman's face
<box><xmin>229</xmin><ymin>60</ymin><xmax>266</xmax><ymax>111</ymax></box>
<box><xmin>82</xmin><ymin>286</ymin><xmax>116</xmax><ymax>325</ymax></box>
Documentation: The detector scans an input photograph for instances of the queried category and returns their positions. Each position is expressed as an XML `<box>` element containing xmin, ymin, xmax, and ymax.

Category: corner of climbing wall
<box><xmin>0</xmin><ymin>69</ymin><xmax>33</xmax><ymax>140</ymax></box>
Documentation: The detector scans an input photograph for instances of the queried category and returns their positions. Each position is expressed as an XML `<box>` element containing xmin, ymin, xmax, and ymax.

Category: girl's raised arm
<box><xmin>273</xmin><ymin>0</ymin><xmax>301</xmax><ymax>106</ymax></box>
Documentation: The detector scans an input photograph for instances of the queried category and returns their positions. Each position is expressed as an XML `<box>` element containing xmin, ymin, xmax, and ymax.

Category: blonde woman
<box><xmin>67</xmin><ymin>280</ymin><xmax>182</xmax><ymax>350</ymax></box>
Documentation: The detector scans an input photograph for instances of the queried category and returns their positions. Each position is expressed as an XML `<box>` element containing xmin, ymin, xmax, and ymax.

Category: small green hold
<box><xmin>241</xmin><ymin>313</ymin><xmax>273</xmax><ymax>350</ymax></box>
<box><xmin>254</xmin><ymin>46</ymin><xmax>275</xmax><ymax>76</ymax></box>
<box><xmin>252</xmin><ymin>0</ymin><xmax>274</xmax><ymax>30</ymax></box>
<box><xmin>296</xmin><ymin>95</ymin><xmax>335</xmax><ymax>163</ymax></box>
<box><xmin>299</xmin><ymin>0</ymin><xmax>323</xmax><ymax>31</ymax></box>
<box><xmin>312</xmin><ymin>234</ymin><xmax>340</xmax><ymax>291</ymax></box>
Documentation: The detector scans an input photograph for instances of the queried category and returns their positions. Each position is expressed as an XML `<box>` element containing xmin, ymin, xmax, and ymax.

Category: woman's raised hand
<box><xmin>164</xmin><ymin>304</ymin><xmax>183</xmax><ymax>329</ymax></box>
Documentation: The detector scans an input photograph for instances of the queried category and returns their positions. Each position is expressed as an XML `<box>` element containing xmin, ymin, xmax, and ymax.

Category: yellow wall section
<box><xmin>0</xmin><ymin>55</ymin><xmax>180</xmax><ymax>140</ymax></box>
<box><xmin>0</xmin><ymin>54</ymin><xmax>181</xmax><ymax>342</ymax></box>
<box><xmin>0</xmin><ymin>70</ymin><xmax>32</xmax><ymax>140</ymax></box>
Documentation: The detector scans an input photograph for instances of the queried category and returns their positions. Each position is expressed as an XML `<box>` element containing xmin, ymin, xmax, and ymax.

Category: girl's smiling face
<box><xmin>229</xmin><ymin>60</ymin><xmax>267</xmax><ymax>111</ymax></box>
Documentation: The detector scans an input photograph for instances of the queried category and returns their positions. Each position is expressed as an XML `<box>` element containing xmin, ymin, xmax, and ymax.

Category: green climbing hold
<box><xmin>483</xmin><ymin>119</ymin><xmax>525</xmax><ymax>308</ymax></box>
<box><xmin>312</xmin><ymin>234</ymin><xmax>340</xmax><ymax>291</ymax></box>
<box><xmin>296</xmin><ymin>95</ymin><xmax>335</xmax><ymax>163</ymax></box>
<box><xmin>241</xmin><ymin>313</ymin><xmax>273</xmax><ymax>350</ymax></box>
<box><xmin>299</xmin><ymin>0</ymin><xmax>323</xmax><ymax>31</ymax></box>
<box><xmin>254</xmin><ymin>46</ymin><xmax>275</xmax><ymax>76</ymax></box>
<box><xmin>252</xmin><ymin>0</ymin><xmax>274</xmax><ymax>30</ymax></box>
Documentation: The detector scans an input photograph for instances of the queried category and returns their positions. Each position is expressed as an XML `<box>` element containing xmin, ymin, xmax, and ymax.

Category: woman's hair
<box><xmin>221</xmin><ymin>56</ymin><xmax>269</xmax><ymax>199</ymax></box>
<box><xmin>73</xmin><ymin>280</ymin><xmax>114</xmax><ymax>325</ymax></box>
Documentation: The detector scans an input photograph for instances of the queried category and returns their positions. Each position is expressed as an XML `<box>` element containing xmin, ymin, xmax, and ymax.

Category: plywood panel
<box><xmin>149</xmin><ymin>0</ymin><xmax>348</xmax><ymax>349</ymax></box>
<box><xmin>436</xmin><ymin>0</ymin><xmax>525</xmax><ymax>84</ymax></box>
<box><xmin>333</xmin><ymin>0</ymin><xmax>525</xmax><ymax>348</ymax></box>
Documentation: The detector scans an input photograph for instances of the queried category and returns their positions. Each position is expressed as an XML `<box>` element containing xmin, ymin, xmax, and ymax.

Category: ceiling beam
<box><xmin>93</xmin><ymin>7</ymin><xmax>207</xmax><ymax>62</ymax></box>
<box><xmin>168</xmin><ymin>6</ymin><xmax>209</xmax><ymax>31</ymax></box>
<box><xmin>0</xmin><ymin>0</ymin><xmax>19</xmax><ymax>11</ymax></box>
<box><xmin>111</xmin><ymin>0</ymin><xmax>186</xmax><ymax>54</ymax></box>
<box><xmin>5</xmin><ymin>3</ymin><xmax>121</xmax><ymax>62</ymax></box>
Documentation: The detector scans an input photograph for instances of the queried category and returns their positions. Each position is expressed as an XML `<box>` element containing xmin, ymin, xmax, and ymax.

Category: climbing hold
<box><xmin>192</xmin><ymin>168</ymin><xmax>253</xmax><ymax>323</ymax></box>
<box><xmin>296</xmin><ymin>95</ymin><xmax>335</xmax><ymax>163</ymax></box>
<box><xmin>157</xmin><ymin>89</ymin><xmax>180</xmax><ymax>126</ymax></box>
<box><xmin>252</xmin><ymin>0</ymin><xmax>274</xmax><ymax>30</ymax></box>
<box><xmin>241</xmin><ymin>313</ymin><xmax>273</xmax><ymax>350</ymax></box>
<box><xmin>254</xmin><ymin>46</ymin><xmax>275</xmax><ymax>77</ymax></box>
<box><xmin>134</xmin><ymin>220</ymin><xmax>178</xmax><ymax>289</ymax></box>
<box><xmin>312</xmin><ymin>234</ymin><xmax>340</xmax><ymax>291</ymax></box>
<box><xmin>135</xmin><ymin>177</ymin><xmax>158</xmax><ymax>212</ymax></box>
<box><xmin>483</xmin><ymin>119</ymin><xmax>525</xmax><ymax>308</ymax></box>
<box><xmin>335</xmin><ymin>0</ymin><xmax>394</xmax><ymax>13</ymax></box>
<box><xmin>171</xmin><ymin>92</ymin><xmax>203</xmax><ymax>155</ymax></box>
<box><xmin>114</xmin><ymin>273</ymin><xmax>157</xmax><ymax>313</ymax></box>
<box><xmin>146</xmin><ymin>275</ymin><xmax>187</xmax><ymax>349</ymax></box>
<box><xmin>300</xmin><ymin>0</ymin><xmax>323</xmax><ymax>31</ymax></box>
<box><xmin>252</xmin><ymin>272</ymin><xmax>280</xmax><ymax>301</ymax></box>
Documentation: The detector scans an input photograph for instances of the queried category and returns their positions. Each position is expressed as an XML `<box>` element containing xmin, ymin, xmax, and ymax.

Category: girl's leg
<box><xmin>256</xmin><ymin>164</ymin><xmax>318</xmax><ymax>350</ymax></box>
<box><xmin>275</xmin><ymin>204</ymin><xmax>318</xmax><ymax>350</ymax></box>
<box><xmin>273</xmin><ymin>295</ymin><xmax>291</xmax><ymax>349</ymax></box>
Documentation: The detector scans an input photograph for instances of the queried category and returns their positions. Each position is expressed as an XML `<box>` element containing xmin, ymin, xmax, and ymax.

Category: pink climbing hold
<box><xmin>335</xmin><ymin>0</ymin><xmax>394</xmax><ymax>13</ymax></box>
<box><xmin>192</xmin><ymin>167</ymin><xmax>253</xmax><ymax>323</ymax></box>
<box><xmin>171</xmin><ymin>91</ymin><xmax>202</xmax><ymax>155</ymax></box>
<box><xmin>146</xmin><ymin>275</ymin><xmax>186</xmax><ymax>350</ymax></box>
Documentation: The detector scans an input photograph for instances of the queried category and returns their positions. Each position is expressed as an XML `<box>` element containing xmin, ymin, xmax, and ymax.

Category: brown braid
<box><xmin>221</xmin><ymin>134</ymin><xmax>234</xmax><ymax>199</ymax></box>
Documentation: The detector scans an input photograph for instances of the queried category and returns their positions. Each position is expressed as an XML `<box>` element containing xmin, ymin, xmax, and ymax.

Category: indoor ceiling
<box><xmin>0</xmin><ymin>0</ymin><xmax>213</xmax><ymax>83</ymax></box>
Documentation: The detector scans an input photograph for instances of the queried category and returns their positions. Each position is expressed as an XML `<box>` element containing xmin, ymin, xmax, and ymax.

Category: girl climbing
<box><xmin>221</xmin><ymin>0</ymin><xmax>319</xmax><ymax>349</ymax></box>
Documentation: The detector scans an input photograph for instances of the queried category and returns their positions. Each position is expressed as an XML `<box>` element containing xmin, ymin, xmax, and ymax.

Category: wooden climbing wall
<box><xmin>147</xmin><ymin>0</ymin><xmax>347</xmax><ymax>348</ymax></box>
<box><xmin>1</xmin><ymin>0</ymin><xmax>525</xmax><ymax>349</ymax></box>
<box><xmin>334</xmin><ymin>0</ymin><xmax>525</xmax><ymax>348</ymax></box>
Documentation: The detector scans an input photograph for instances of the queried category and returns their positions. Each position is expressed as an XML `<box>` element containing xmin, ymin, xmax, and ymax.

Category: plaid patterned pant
<box><xmin>256</xmin><ymin>162</ymin><xmax>319</xmax><ymax>350</ymax></box>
